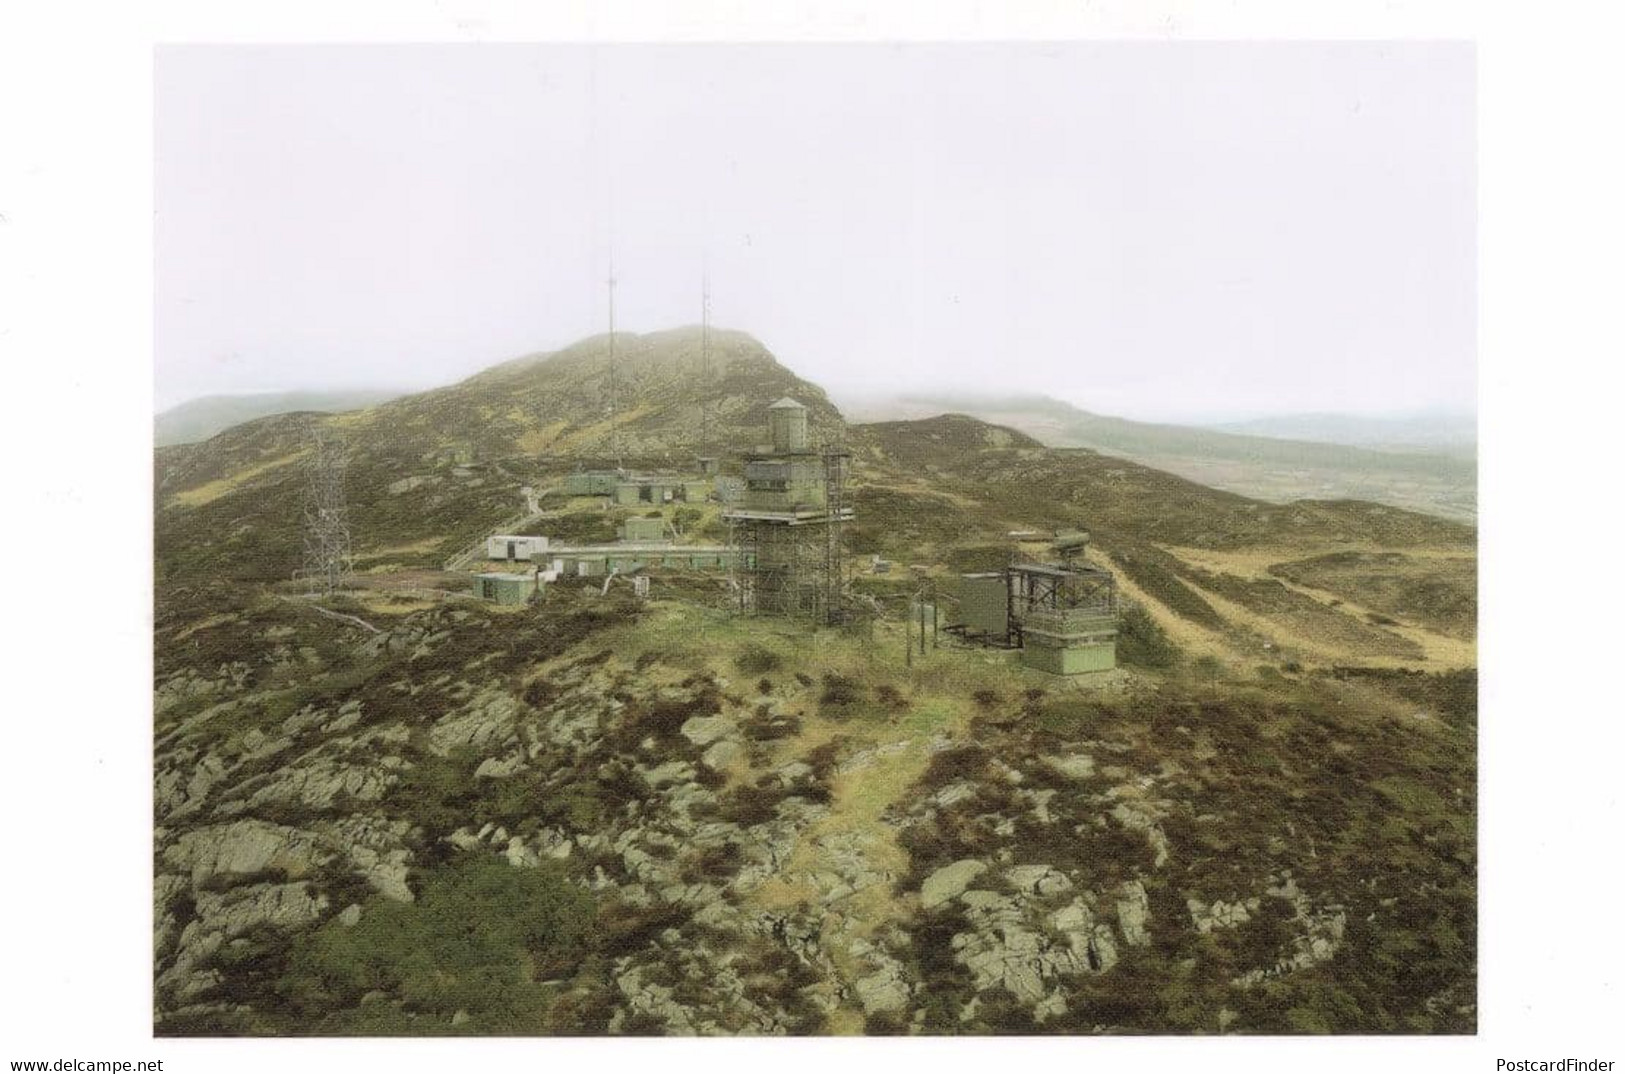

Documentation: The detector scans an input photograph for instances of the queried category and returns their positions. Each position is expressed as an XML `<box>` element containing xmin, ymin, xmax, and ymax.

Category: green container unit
<box><xmin>565</xmin><ymin>471</ymin><xmax>620</xmax><ymax>497</ymax></box>
<box><xmin>957</xmin><ymin>573</ymin><xmax>1010</xmax><ymax>640</ymax></box>
<box><xmin>472</xmin><ymin>573</ymin><xmax>537</xmax><ymax>605</ymax></box>
<box><xmin>619</xmin><ymin>516</ymin><xmax>667</xmax><ymax>542</ymax></box>
<box><xmin>680</xmin><ymin>480</ymin><xmax>711</xmax><ymax>502</ymax></box>
<box><xmin>1020</xmin><ymin>638</ymin><xmax>1116</xmax><ymax>675</ymax></box>
<box><xmin>1018</xmin><ymin>609</ymin><xmax>1118</xmax><ymax>675</ymax></box>
<box><xmin>612</xmin><ymin>483</ymin><xmax>644</xmax><ymax>506</ymax></box>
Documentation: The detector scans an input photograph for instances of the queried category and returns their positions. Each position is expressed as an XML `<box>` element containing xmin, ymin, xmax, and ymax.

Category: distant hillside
<box><xmin>837</xmin><ymin>391</ymin><xmax>1476</xmax><ymax>522</ymax></box>
<box><xmin>850</xmin><ymin>415</ymin><xmax>1471</xmax><ymax>555</ymax></box>
<box><xmin>1208</xmin><ymin>411</ymin><xmax>1477</xmax><ymax>454</ymax></box>
<box><xmin>155</xmin><ymin>389</ymin><xmax>406</xmax><ymax>446</ymax></box>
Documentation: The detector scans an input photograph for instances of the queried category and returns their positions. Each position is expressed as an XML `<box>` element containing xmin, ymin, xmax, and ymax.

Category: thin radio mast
<box><xmin>700</xmin><ymin>261</ymin><xmax>711</xmax><ymax>451</ymax></box>
<box><xmin>607</xmin><ymin>259</ymin><xmax>622</xmax><ymax>470</ymax></box>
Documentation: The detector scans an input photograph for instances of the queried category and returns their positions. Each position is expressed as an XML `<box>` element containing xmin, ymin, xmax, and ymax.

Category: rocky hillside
<box><xmin>154</xmin><ymin>588</ymin><xmax>1474</xmax><ymax>1035</ymax></box>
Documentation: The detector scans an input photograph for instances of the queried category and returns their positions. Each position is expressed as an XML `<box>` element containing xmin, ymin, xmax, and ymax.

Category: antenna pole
<box><xmin>700</xmin><ymin>262</ymin><xmax>711</xmax><ymax>450</ymax></box>
<box><xmin>607</xmin><ymin>264</ymin><xmax>622</xmax><ymax>470</ymax></box>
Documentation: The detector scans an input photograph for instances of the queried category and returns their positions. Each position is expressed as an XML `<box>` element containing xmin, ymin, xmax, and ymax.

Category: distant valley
<box><xmin>836</xmin><ymin>392</ymin><xmax>1476</xmax><ymax>523</ymax></box>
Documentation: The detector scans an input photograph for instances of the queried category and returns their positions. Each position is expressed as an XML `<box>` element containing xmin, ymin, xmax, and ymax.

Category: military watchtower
<box><xmin>723</xmin><ymin>397</ymin><xmax>853</xmax><ymax>623</ymax></box>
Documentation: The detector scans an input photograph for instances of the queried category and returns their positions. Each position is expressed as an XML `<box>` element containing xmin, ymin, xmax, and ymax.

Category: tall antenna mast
<box><xmin>607</xmin><ymin>261</ymin><xmax>622</xmax><ymax>470</ymax></box>
<box><xmin>700</xmin><ymin>262</ymin><xmax>711</xmax><ymax>451</ymax></box>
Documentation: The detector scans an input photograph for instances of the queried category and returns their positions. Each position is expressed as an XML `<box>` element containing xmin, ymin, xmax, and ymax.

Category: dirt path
<box><xmin>1161</xmin><ymin>545</ymin><xmax>1476</xmax><ymax>669</ymax></box>
<box><xmin>1094</xmin><ymin>550</ymin><xmax>1237</xmax><ymax>661</ymax></box>
<box><xmin>744</xmin><ymin>629</ymin><xmax>976</xmax><ymax>1032</ymax></box>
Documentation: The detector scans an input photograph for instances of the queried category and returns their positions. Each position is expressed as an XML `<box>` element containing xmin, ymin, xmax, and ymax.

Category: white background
<box><xmin>2</xmin><ymin>2</ymin><xmax>1621</xmax><ymax>1072</ymax></box>
<box><xmin>152</xmin><ymin>41</ymin><xmax>1475</xmax><ymax>422</ymax></box>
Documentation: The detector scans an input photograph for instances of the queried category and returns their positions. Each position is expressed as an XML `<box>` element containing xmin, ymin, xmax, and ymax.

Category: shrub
<box><xmin>740</xmin><ymin>705</ymin><xmax>801</xmax><ymax>741</ymax></box>
<box><xmin>684</xmin><ymin>842</ymin><xmax>743</xmax><ymax>882</ymax></box>
<box><xmin>622</xmin><ymin>683</ymin><xmax>721</xmax><ymax>742</ymax></box>
<box><xmin>803</xmin><ymin>740</ymin><xmax>845</xmax><ymax>783</ymax></box>
<box><xmin>715</xmin><ymin>780</ymin><xmax>790</xmax><ymax>826</ymax></box>
<box><xmin>918</xmin><ymin>745</ymin><xmax>991</xmax><ymax>789</ymax></box>
<box><xmin>278</xmin><ymin>854</ymin><xmax>592</xmax><ymax>1021</ymax></box>
<box><xmin>1032</xmin><ymin>695</ymin><xmax>1107</xmax><ymax>734</ymax></box>
<box><xmin>1191</xmin><ymin>655</ymin><xmax>1224</xmax><ymax>692</ymax></box>
<box><xmin>873</xmin><ymin>683</ymin><xmax>909</xmax><ymax>712</ymax></box>
<box><xmin>819</xmin><ymin>673</ymin><xmax>864</xmax><ymax>710</ymax></box>
<box><xmin>1116</xmin><ymin>602</ymin><xmax>1180</xmax><ymax>669</ymax></box>
<box><xmin>734</xmin><ymin>644</ymin><xmax>782</xmax><ymax>675</ymax></box>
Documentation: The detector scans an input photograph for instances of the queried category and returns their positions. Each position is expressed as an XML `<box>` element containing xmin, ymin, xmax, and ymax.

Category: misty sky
<box><xmin>155</xmin><ymin>42</ymin><xmax>1474</xmax><ymax>421</ymax></box>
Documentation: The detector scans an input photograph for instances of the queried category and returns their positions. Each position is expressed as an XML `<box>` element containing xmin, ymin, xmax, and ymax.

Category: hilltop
<box><xmin>155</xmin><ymin>328</ymin><xmax>840</xmax><ymax>586</ymax></box>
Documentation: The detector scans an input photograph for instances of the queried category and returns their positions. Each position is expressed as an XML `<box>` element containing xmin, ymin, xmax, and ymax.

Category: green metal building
<box><xmin>548</xmin><ymin>546</ymin><xmax>742</xmax><ymax>577</ymax></box>
<box><xmin>471</xmin><ymin>572</ymin><xmax>538</xmax><ymax>605</ymax></box>
<box><xmin>1018</xmin><ymin>607</ymin><xmax>1118</xmax><ymax>675</ymax></box>
<box><xmin>564</xmin><ymin>470</ymin><xmax>622</xmax><ymax>497</ymax></box>
<box><xmin>957</xmin><ymin>573</ymin><xmax>1011</xmax><ymax>643</ymax></box>
<box><xmin>619</xmin><ymin>516</ymin><xmax>667</xmax><ymax>542</ymax></box>
<box><xmin>949</xmin><ymin>558</ymin><xmax>1119</xmax><ymax>675</ymax></box>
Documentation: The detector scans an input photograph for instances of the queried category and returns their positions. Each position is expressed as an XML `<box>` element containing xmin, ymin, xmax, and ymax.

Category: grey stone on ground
<box><xmin>701</xmin><ymin>740</ymin><xmax>742</xmax><ymax>770</ymax></box>
<box><xmin>1043</xmin><ymin>753</ymin><xmax>1096</xmax><ymax>780</ymax></box>
<box><xmin>681</xmin><ymin>715</ymin><xmax>734</xmax><ymax>747</ymax></box>
<box><xmin>921</xmin><ymin>859</ymin><xmax>989</xmax><ymax>908</ymax></box>
<box><xmin>1116</xmin><ymin>880</ymin><xmax>1152</xmax><ymax>946</ymax></box>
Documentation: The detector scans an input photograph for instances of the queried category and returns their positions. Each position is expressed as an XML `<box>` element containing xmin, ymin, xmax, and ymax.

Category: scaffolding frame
<box><xmin>725</xmin><ymin>442</ymin><xmax>852</xmax><ymax>626</ymax></box>
<box><xmin>944</xmin><ymin>560</ymin><xmax>1118</xmax><ymax>649</ymax></box>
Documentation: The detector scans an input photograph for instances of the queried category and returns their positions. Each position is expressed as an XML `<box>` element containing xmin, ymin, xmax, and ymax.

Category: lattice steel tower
<box><xmin>299</xmin><ymin>427</ymin><xmax>354</xmax><ymax>595</ymax></box>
